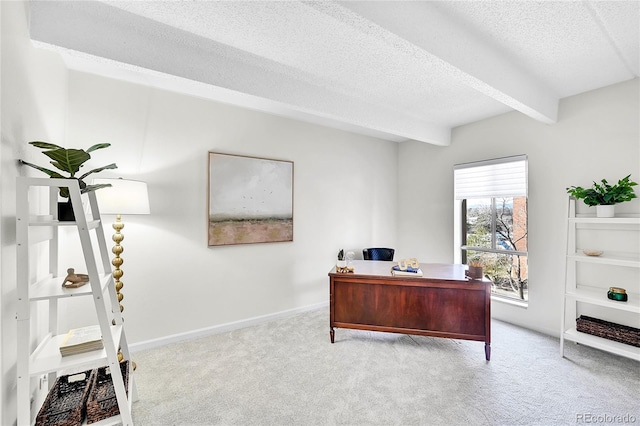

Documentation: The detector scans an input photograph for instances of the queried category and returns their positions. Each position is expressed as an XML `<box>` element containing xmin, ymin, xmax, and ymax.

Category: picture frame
<box><xmin>207</xmin><ymin>152</ymin><xmax>294</xmax><ymax>246</ymax></box>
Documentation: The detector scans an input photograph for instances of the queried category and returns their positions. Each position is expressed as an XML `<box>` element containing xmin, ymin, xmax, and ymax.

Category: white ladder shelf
<box><xmin>16</xmin><ymin>177</ymin><xmax>136</xmax><ymax>425</ymax></box>
<box><xmin>560</xmin><ymin>198</ymin><xmax>640</xmax><ymax>361</ymax></box>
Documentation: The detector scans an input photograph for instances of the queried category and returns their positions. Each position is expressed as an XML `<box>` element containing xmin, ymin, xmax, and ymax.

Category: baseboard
<box><xmin>492</xmin><ymin>317</ymin><xmax>560</xmax><ymax>339</ymax></box>
<box><xmin>129</xmin><ymin>301</ymin><xmax>329</xmax><ymax>353</ymax></box>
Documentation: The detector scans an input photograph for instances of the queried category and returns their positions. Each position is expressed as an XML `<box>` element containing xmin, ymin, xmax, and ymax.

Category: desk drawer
<box><xmin>333</xmin><ymin>281</ymin><xmax>486</xmax><ymax>336</ymax></box>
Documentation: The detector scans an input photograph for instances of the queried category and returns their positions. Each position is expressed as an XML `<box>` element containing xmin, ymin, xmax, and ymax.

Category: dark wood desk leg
<box><xmin>485</xmin><ymin>343</ymin><xmax>491</xmax><ymax>361</ymax></box>
<box><xmin>330</xmin><ymin>327</ymin><xmax>335</xmax><ymax>343</ymax></box>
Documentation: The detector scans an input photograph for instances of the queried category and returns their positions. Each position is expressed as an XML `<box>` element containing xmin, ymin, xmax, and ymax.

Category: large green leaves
<box><xmin>29</xmin><ymin>141</ymin><xmax>65</xmax><ymax>150</ymax></box>
<box><xmin>78</xmin><ymin>163</ymin><xmax>118</xmax><ymax>181</ymax></box>
<box><xmin>86</xmin><ymin>143</ymin><xmax>111</xmax><ymax>153</ymax></box>
<box><xmin>21</xmin><ymin>141</ymin><xmax>117</xmax><ymax>198</ymax></box>
<box><xmin>18</xmin><ymin>160</ymin><xmax>65</xmax><ymax>178</ymax></box>
<box><xmin>43</xmin><ymin>148</ymin><xmax>90</xmax><ymax>176</ymax></box>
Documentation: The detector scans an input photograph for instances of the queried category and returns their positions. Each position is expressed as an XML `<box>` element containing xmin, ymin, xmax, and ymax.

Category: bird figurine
<box><xmin>61</xmin><ymin>268</ymin><xmax>90</xmax><ymax>288</ymax></box>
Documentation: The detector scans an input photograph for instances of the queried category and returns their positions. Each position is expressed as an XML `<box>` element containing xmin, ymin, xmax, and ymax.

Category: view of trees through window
<box><xmin>464</xmin><ymin>197</ymin><xmax>528</xmax><ymax>301</ymax></box>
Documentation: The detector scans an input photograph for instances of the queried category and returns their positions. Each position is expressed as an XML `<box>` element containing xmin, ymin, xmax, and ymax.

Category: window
<box><xmin>454</xmin><ymin>156</ymin><xmax>528</xmax><ymax>303</ymax></box>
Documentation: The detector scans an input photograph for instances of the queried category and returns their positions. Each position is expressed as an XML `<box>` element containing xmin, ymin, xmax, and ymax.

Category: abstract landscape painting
<box><xmin>208</xmin><ymin>152</ymin><xmax>293</xmax><ymax>246</ymax></box>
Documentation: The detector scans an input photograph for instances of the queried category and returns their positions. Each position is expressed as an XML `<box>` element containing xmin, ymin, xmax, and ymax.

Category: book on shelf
<box><xmin>59</xmin><ymin>325</ymin><xmax>104</xmax><ymax>356</ymax></box>
<box><xmin>391</xmin><ymin>266</ymin><xmax>423</xmax><ymax>277</ymax></box>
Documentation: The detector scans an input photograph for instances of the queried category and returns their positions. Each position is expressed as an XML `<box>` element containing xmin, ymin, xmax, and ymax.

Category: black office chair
<box><xmin>362</xmin><ymin>248</ymin><xmax>395</xmax><ymax>261</ymax></box>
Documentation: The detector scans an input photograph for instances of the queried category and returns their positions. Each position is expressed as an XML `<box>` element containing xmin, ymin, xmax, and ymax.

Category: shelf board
<box><xmin>28</xmin><ymin>217</ymin><xmax>101</xmax><ymax>230</ymax></box>
<box><xmin>565</xmin><ymin>288</ymin><xmax>640</xmax><ymax>313</ymax></box>
<box><xmin>571</xmin><ymin>216</ymin><xmax>640</xmax><ymax>224</ymax></box>
<box><xmin>563</xmin><ymin>328</ymin><xmax>640</xmax><ymax>361</ymax></box>
<box><xmin>568</xmin><ymin>251</ymin><xmax>640</xmax><ymax>268</ymax></box>
<box><xmin>29</xmin><ymin>325</ymin><xmax>123</xmax><ymax>376</ymax></box>
<box><xmin>28</xmin><ymin>226</ymin><xmax>54</xmax><ymax>245</ymax></box>
<box><xmin>29</xmin><ymin>273</ymin><xmax>112</xmax><ymax>301</ymax></box>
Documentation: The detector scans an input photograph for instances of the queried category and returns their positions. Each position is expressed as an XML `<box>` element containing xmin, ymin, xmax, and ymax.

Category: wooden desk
<box><xmin>329</xmin><ymin>260</ymin><xmax>491</xmax><ymax>360</ymax></box>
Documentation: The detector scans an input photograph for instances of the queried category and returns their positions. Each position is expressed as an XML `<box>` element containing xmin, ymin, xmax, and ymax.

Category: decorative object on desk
<box><xmin>61</xmin><ymin>268</ymin><xmax>90</xmax><ymax>288</ymax></box>
<box><xmin>391</xmin><ymin>267</ymin><xmax>423</xmax><ymax>277</ymax></box>
<box><xmin>397</xmin><ymin>258</ymin><xmax>419</xmax><ymax>270</ymax></box>
<box><xmin>467</xmin><ymin>261</ymin><xmax>484</xmax><ymax>280</ymax></box>
<box><xmin>86</xmin><ymin>361</ymin><xmax>130</xmax><ymax>424</ymax></box>
<box><xmin>208</xmin><ymin>152</ymin><xmax>293</xmax><ymax>246</ymax></box>
<box><xmin>582</xmin><ymin>249</ymin><xmax>603</xmax><ymax>257</ymax></box>
<box><xmin>20</xmin><ymin>141</ymin><xmax>117</xmax><ymax>221</ymax></box>
<box><xmin>94</xmin><ymin>178</ymin><xmax>150</xmax><ymax>369</ymax></box>
<box><xmin>35</xmin><ymin>369</ymin><xmax>95</xmax><ymax>426</ymax></box>
<box><xmin>607</xmin><ymin>287</ymin><xmax>628</xmax><ymax>302</ymax></box>
<box><xmin>566</xmin><ymin>174</ymin><xmax>637</xmax><ymax>218</ymax></box>
<box><xmin>337</xmin><ymin>249</ymin><xmax>346</xmax><ymax>267</ymax></box>
<box><xmin>576</xmin><ymin>315</ymin><xmax>639</xmax><ymax>347</ymax></box>
<box><xmin>346</xmin><ymin>250</ymin><xmax>355</xmax><ymax>266</ymax></box>
<box><xmin>391</xmin><ymin>259</ymin><xmax>423</xmax><ymax>277</ymax></box>
<box><xmin>336</xmin><ymin>265</ymin><xmax>355</xmax><ymax>273</ymax></box>
<box><xmin>59</xmin><ymin>325</ymin><xmax>104</xmax><ymax>356</ymax></box>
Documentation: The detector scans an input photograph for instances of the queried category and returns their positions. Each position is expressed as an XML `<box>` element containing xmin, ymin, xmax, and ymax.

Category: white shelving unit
<box><xmin>561</xmin><ymin>198</ymin><xmax>640</xmax><ymax>361</ymax></box>
<box><xmin>16</xmin><ymin>177</ymin><xmax>135</xmax><ymax>425</ymax></box>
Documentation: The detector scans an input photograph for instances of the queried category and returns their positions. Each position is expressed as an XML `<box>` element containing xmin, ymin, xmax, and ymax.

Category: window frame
<box><xmin>461</xmin><ymin>198</ymin><xmax>529</xmax><ymax>259</ymax></box>
<box><xmin>454</xmin><ymin>156</ymin><xmax>529</xmax><ymax>304</ymax></box>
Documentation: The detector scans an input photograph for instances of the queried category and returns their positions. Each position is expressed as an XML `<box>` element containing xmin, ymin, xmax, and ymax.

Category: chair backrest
<box><xmin>362</xmin><ymin>248</ymin><xmax>395</xmax><ymax>261</ymax></box>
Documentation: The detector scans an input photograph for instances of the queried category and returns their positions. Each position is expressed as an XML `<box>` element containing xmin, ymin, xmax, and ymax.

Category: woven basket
<box><xmin>35</xmin><ymin>369</ymin><xmax>94</xmax><ymax>426</ymax></box>
<box><xmin>576</xmin><ymin>315</ymin><xmax>640</xmax><ymax>348</ymax></box>
<box><xmin>86</xmin><ymin>361</ymin><xmax>130</xmax><ymax>424</ymax></box>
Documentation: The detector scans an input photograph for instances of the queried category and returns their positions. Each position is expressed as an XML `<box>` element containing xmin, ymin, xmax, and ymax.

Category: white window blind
<box><xmin>454</xmin><ymin>155</ymin><xmax>527</xmax><ymax>200</ymax></box>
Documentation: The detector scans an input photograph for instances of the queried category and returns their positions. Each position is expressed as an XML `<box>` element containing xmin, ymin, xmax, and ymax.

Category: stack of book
<box><xmin>59</xmin><ymin>325</ymin><xmax>104</xmax><ymax>357</ymax></box>
<box><xmin>391</xmin><ymin>265</ymin><xmax>423</xmax><ymax>277</ymax></box>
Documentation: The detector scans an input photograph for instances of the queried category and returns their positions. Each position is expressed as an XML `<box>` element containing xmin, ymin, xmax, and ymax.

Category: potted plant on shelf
<box><xmin>566</xmin><ymin>174</ymin><xmax>637</xmax><ymax>218</ymax></box>
<box><xmin>20</xmin><ymin>141</ymin><xmax>117</xmax><ymax>220</ymax></box>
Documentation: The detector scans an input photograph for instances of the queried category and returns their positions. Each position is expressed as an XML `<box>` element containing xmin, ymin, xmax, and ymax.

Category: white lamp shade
<box><xmin>93</xmin><ymin>178</ymin><xmax>150</xmax><ymax>215</ymax></box>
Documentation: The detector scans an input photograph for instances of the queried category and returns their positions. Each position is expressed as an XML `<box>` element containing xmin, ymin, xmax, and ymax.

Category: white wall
<box><xmin>1</xmin><ymin>2</ymin><xmax>68</xmax><ymax>424</ymax></box>
<box><xmin>60</xmin><ymin>71</ymin><xmax>398</xmax><ymax>345</ymax></box>
<box><xmin>398</xmin><ymin>78</ymin><xmax>640</xmax><ymax>336</ymax></box>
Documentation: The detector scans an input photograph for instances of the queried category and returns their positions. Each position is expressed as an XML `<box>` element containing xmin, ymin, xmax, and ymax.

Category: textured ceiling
<box><xmin>29</xmin><ymin>1</ymin><xmax>639</xmax><ymax>146</ymax></box>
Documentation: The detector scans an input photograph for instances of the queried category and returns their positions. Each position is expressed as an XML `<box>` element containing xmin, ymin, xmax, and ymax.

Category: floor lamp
<box><xmin>94</xmin><ymin>178</ymin><xmax>150</xmax><ymax>368</ymax></box>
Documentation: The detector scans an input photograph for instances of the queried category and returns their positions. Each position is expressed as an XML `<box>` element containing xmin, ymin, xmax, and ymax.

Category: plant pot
<box><xmin>596</xmin><ymin>205</ymin><xmax>615</xmax><ymax>218</ymax></box>
<box><xmin>468</xmin><ymin>265</ymin><xmax>483</xmax><ymax>280</ymax></box>
<box><xmin>57</xmin><ymin>201</ymin><xmax>75</xmax><ymax>221</ymax></box>
<box><xmin>337</xmin><ymin>260</ymin><xmax>347</xmax><ymax>268</ymax></box>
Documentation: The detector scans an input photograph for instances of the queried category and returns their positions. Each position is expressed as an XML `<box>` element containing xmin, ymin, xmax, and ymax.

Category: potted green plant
<box><xmin>20</xmin><ymin>141</ymin><xmax>117</xmax><ymax>220</ymax></box>
<box><xmin>566</xmin><ymin>174</ymin><xmax>637</xmax><ymax>218</ymax></box>
<box><xmin>467</xmin><ymin>261</ymin><xmax>483</xmax><ymax>280</ymax></box>
<box><xmin>466</xmin><ymin>252</ymin><xmax>484</xmax><ymax>280</ymax></box>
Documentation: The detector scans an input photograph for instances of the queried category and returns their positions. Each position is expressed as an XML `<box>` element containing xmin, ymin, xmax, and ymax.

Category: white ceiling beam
<box><xmin>337</xmin><ymin>1</ymin><xmax>559</xmax><ymax>124</ymax></box>
<box><xmin>29</xmin><ymin>1</ymin><xmax>451</xmax><ymax>145</ymax></box>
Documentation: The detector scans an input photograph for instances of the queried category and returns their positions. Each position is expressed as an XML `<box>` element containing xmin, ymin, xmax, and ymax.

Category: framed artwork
<box><xmin>207</xmin><ymin>152</ymin><xmax>293</xmax><ymax>246</ymax></box>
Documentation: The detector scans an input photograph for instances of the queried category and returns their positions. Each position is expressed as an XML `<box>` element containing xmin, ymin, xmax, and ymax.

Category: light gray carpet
<box><xmin>130</xmin><ymin>308</ymin><xmax>639</xmax><ymax>425</ymax></box>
